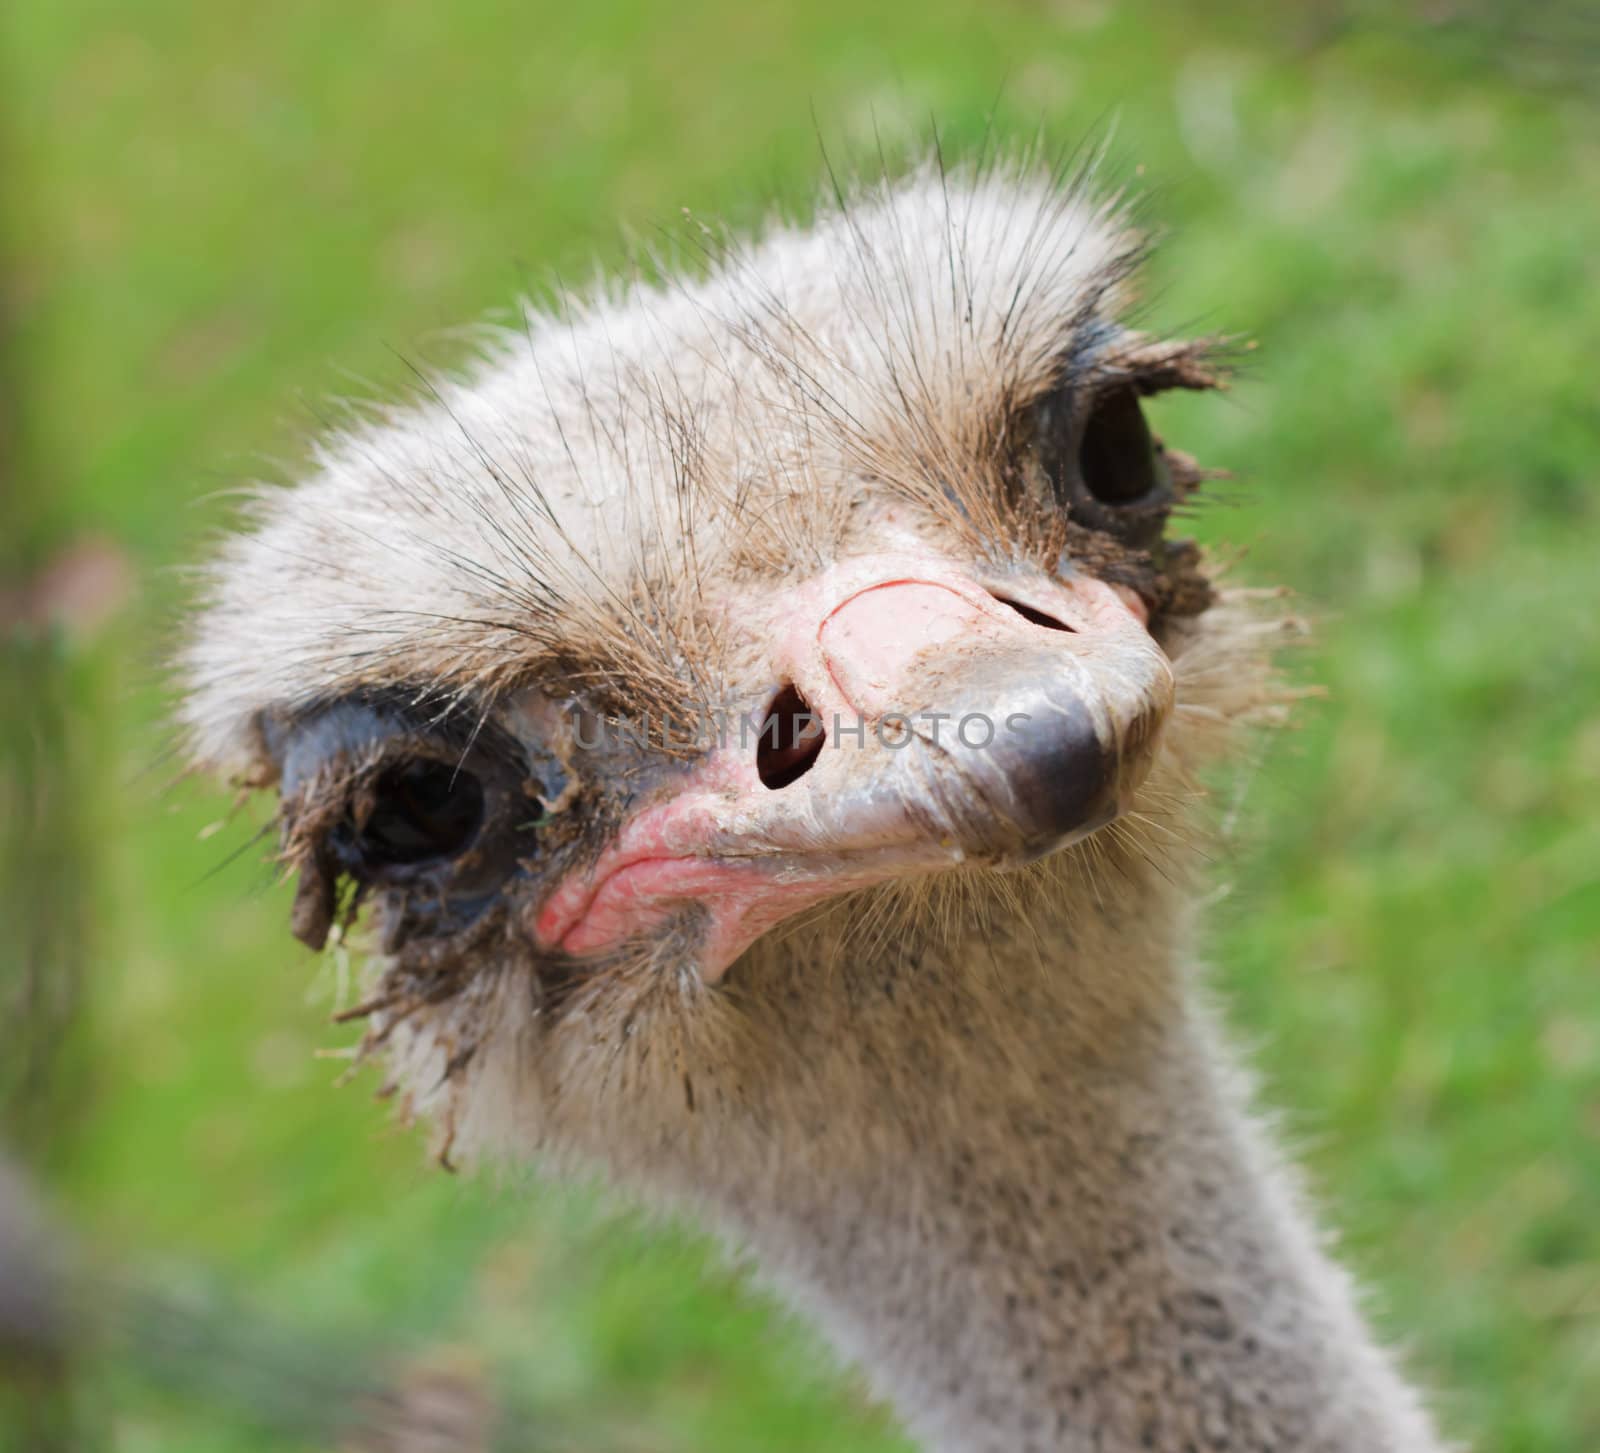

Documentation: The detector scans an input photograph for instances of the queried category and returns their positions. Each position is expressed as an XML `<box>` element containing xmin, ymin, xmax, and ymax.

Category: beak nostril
<box><xmin>757</xmin><ymin>683</ymin><xmax>826</xmax><ymax>790</ymax></box>
<box><xmin>990</xmin><ymin>594</ymin><xmax>1075</xmax><ymax>633</ymax></box>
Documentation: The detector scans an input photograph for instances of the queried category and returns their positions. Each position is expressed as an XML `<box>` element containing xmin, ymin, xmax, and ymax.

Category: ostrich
<box><xmin>179</xmin><ymin>157</ymin><xmax>1452</xmax><ymax>1452</ymax></box>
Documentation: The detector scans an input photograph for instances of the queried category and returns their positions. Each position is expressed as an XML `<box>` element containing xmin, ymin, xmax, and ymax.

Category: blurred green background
<box><xmin>2</xmin><ymin>2</ymin><xmax>1597</xmax><ymax>1449</ymax></box>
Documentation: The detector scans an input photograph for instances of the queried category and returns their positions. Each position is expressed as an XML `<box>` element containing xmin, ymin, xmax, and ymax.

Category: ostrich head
<box><xmin>181</xmin><ymin>155</ymin><xmax>1270</xmax><ymax>1228</ymax></box>
<box><xmin>175</xmin><ymin>156</ymin><xmax>1464</xmax><ymax>1453</ymax></box>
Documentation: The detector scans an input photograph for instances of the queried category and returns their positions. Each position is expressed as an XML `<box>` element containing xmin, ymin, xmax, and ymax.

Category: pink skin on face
<box><xmin>531</xmin><ymin>555</ymin><xmax>1155</xmax><ymax>982</ymax></box>
<box><xmin>530</xmin><ymin>707</ymin><xmax>913</xmax><ymax>972</ymax></box>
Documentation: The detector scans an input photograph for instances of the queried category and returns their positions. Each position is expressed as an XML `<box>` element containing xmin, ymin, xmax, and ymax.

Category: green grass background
<box><xmin>3</xmin><ymin>2</ymin><xmax>1597</xmax><ymax>1449</ymax></box>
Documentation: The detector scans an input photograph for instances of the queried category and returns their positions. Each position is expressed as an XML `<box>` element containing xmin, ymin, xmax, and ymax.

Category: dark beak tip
<box><xmin>995</xmin><ymin>706</ymin><xmax>1120</xmax><ymax>851</ymax></box>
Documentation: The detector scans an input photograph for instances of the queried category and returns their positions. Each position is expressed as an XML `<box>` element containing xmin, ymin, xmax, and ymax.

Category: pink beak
<box><xmin>533</xmin><ymin>553</ymin><xmax>1175</xmax><ymax>981</ymax></box>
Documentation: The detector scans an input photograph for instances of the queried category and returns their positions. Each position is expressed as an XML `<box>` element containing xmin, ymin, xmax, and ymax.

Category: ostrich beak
<box><xmin>534</xmin><ymin>554</ymin><xmax>1175</xmax><ymax>979</ymax></box>
<box><xmin>808</xmin><ymin>577</ymin><xmax>1168</xmax><ymax>858</ymax></box>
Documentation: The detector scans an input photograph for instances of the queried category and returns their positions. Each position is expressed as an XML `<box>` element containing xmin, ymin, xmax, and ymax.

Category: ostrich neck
<box><xmin>702</xmin><ymin>903</ymin><xmax>1447</xmax><ymax>1452</ymax></box>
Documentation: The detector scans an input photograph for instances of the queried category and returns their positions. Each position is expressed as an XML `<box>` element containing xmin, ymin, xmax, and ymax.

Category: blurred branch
<box><xmin>0</xmin><ymin>1159</ymin><xmax>72</xmax><ymax>1449</ymax></box>
<box><xmin>0</xmin><ymin>1157</ymin><xmax>657</xmax><ymax>1452</ymax></box>
<box><xmin>0</xmin><ymin>38</ymin><xmax>99</xmax><ymax>1451</ymax></box>
<box><xmin>0</xmin><ymin>10</ymin><xmax>94</xmax><ymax>1175</ymax></box>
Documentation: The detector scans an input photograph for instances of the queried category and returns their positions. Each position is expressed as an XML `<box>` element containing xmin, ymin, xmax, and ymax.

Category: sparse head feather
<box><xmin>179</xmin><ymin>157</ymin><xmax>1216</xmax><ymax>779</ymax></box>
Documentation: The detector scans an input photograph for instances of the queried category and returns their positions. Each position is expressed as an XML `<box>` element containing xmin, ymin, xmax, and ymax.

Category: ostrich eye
<box><xmin>1025</xmin><ymin>377</ymin><xmax>1177</xmax><ymax>557</ymax></box>
<box><xmin>353</xmin><ymin>759</ymin><xmax>485</xmax><ymax>870</ymax></box>
<box><xmin>1078</xmin><ymin>386</ymin><xmax>1163</xmax><ymax>506</ymax></box>
<box><xmin>275</xmin><ymin>694</ymin><xmax>551</xmax><ymax>952</ymax></box>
